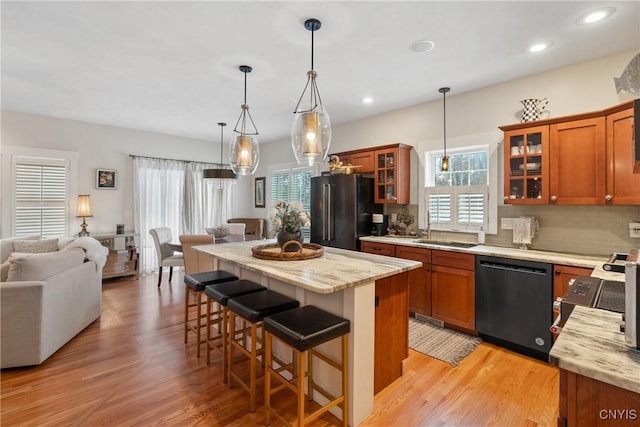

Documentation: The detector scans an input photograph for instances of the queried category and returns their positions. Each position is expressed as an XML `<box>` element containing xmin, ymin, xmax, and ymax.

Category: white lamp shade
<box><xmin>76</xmin><ymin>194</ymin><xmax>93</xmax><ymax>217</ymax></box>
<box><xmin>291</xmin><ymin>108</ymin><xmax>331</xmax><ymax>166</ymax></box>
<box><xmin>229</xmin><ymin>134</ymin><xmax>259</xmax><ymax>175</ymax></box>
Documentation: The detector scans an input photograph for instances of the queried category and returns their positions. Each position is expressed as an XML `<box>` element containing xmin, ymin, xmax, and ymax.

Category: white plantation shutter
<box><xmin>13</xmin><ymin>159</ymin><xmax>70</xmax><ymax>237</ymax></box>
<box><xmin>426</xmin><ymin>184</ymin><xmax>488</xmax><ymax>231</ymax></box>
<box><xmin>269</xmin><ymin>165</ymin><xmax>314</xmax><ymax>239</ymax></box>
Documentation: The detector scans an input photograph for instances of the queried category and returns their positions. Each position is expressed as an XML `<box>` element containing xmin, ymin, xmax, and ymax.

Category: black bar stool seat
<box><xmin>183</xmin><ymin>270</ymin><xmax>238</xmax><ymax>358</ymax></box>
<box><xmin>203</xmin><ymin>280</ymin><xmax>266</xmax><ymax>372</ymax></box>
<box><xmin>227</xmin><ymin>290</ymin><xmax>300</xmax><ymax>413</ymax></box>
<box><xmin>264</xmin><ymin>305</ymin><xmax>350</xmax><ymax>427</ymax></box>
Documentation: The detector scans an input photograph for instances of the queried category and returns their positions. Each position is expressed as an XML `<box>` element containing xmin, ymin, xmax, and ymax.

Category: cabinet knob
<box><xmin>554</xmin><ymin>269</ymin><xmax>561</xmax><ymax>275</ymax></box>
<box><xmin>551</xmin><ymin>195</ymin><xmax>557</xmax><ymax>202</ymax></box>
<box><xmin>605</xmin><ymin>194</ymin><xmax>613</xmax><ymax>201</ymax></box>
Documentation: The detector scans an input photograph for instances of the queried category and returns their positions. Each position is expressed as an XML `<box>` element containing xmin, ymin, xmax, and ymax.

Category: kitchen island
<box><xmin>195</xmin><ymin>240</ymin><xmax>421</xmax><ymax>426</ymax></box>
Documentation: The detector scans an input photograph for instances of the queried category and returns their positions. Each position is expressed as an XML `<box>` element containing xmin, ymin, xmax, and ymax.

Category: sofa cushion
<box><xmin>6</xmin><ymin>248</ymin><xmax>85</xmax><ymax>282</ymax></box>
<box><xmin>1</xmin><ymin>261</ymin><xmax>9</xmax><ymax>282</ymax></box>
<box><xmin>13</xmin><ymin>238</ymin><xmax>59</xmax><ymax>254</ymax></box>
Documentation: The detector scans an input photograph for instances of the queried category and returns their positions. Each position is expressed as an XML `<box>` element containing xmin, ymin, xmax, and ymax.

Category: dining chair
<box><xmin>179</xmin><ymin>234</ymin><xmax>215</xmax><ymax>274</ymax></box>
<box><xmin>149</xmin><ymin>227</ymin><xmax>184</xmax><ymax>287</ymax></box>
<box><xmin>226</xmin><ymin>223</ymin><xmax>246</xmax><ymax>241</ymax></box>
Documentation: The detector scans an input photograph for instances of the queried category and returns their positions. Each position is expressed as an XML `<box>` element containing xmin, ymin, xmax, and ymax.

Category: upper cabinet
<box><xmin>374</xmin><ymin>144</ymin><xmax>411</xmax><ymax>204</ymax></box>
<box><xmin>330</xmin><ymin>143</ymin><xmax>412</xmax><ymax>204</ymax></box>
<box><xmin>500</xmin><ymin>101</ymin><xmax>640</xmax><ymax>205</ymax></box>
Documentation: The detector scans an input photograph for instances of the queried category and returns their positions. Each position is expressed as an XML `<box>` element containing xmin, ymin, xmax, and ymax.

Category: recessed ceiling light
<box><xmin>576</xmin><ymin>7</ymin><xmax>616</xmax><ymax>25</ymax></box>
<box><xmin>529</xmin><ymin>42</ymin><xmax>552</xmax><ymax>53</ymax></box>
<box><xmin>409</xmin><ymin>39</ymin><xmax>435</xmax><ymax>53</ymax></box>
<box><xmin>362</xmin><ymin>97</ymin><xmax>373</xmax><ymax>104</ymax></box>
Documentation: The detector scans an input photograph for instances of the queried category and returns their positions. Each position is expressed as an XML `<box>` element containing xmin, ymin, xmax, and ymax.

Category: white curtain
<box><xmin>133</xmin><ymin>157</ymin><xmax>234</xmax><ymax>273</ymax></box>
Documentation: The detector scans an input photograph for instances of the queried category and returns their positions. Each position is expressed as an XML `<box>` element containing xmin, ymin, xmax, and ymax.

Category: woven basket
<box><xmin>251</xmin><ymin>241</ymin><xmax>324</xmax><ymax>261</ymax></box>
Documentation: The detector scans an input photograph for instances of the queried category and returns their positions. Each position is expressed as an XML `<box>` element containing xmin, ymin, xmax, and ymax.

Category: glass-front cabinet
<box><xmin>374</xmin><ymin>144</ymin><xmax>411</xmax><ymax>204</ymax></box>
<box><xmin>502</xmin><ymin>125</ymin><xmax>549</xmax><ymax>204</ymax></box>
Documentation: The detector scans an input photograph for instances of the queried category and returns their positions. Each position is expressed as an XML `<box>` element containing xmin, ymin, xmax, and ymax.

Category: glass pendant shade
<box><xmin>230</xmin><ymin>65</ymin><xmax>259</xmax><ymax>175</ymax></box>
<box><xmin>229</xmin><ymin>133</ymin><xmax>259</xmax><ymax>175</ymax></box>
<box><xmin>292</xmin><ymin>108</ymin><xmax>331</xmax><ymax>165</ymax></box>
<box><xmin>439</xmin><ymin>86</ymin><xmax>451</xmax><ymax>172</ymax></box>
<box><xmin>292</xmin><ymin>19</ymin><xmax>331</xmax><ymax>166</ymax></box>
<box><xmin>441</xmin><ymin>155</ymin><xmax>449</xmax><ymax>172</ymax></box>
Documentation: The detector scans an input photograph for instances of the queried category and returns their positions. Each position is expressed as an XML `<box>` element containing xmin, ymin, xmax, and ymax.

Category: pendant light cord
<box><xmin>219</xmin><ymin>122</ymin><xmax>226</xmax><ymax>162</ymax></box>
<box><xmin>310</xmin><ymin>27</ymin><xmax>315</xmax><ymax>71</ymax></box>
<box><xmin>443</xmin><ymin>90</ymin><xmax>447</xmax><ymax>156</ymax></box>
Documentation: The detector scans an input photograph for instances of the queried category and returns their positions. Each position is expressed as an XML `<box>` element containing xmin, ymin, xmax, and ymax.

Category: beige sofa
<box><xmin>0</xmin><ymin>236</ymin><xmax>105</xmax><ymax>369</ymax></box>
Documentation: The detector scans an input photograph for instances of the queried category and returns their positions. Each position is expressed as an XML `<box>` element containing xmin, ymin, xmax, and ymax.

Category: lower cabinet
<box><xmin>431</xmin><ymin>250</ymin><xmax>475</xmax><ymax>332</ymax></box>
<box><xmin>553</xmin><ymin>264</ymin><xmax>593</xmax><ymax>301</ymax></box>
<box><xmin>395</xmin><ymin>245</ymin><xmax>432</xmax><ymax>317</ymax></box>
<box><xmin>374</xmin><ymin>272</ymin><xmax>409</xmax><ymax>394</ymax></box>
<box><xmin>360</xmin><ymin>240</ymin><xmax>396</xmax><ymax>257</ymax></box>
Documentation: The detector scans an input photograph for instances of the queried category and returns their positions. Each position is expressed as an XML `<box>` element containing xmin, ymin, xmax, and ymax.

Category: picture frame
<box><xmin>254</xmin><ymin>177</ymin><xmax>265</xmax><ymax>208</ymax></box>
<box><xmin>96</xmin><ymin>169</ymin><xmax>117</xmax><ymax>189</ymax></box>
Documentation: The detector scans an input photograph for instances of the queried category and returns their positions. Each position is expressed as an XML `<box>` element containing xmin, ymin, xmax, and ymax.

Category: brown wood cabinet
<box><xmin>374</xmin><ymin>272</ymin><xmax>409</xmax><ymax>394</ymax></box>
<box><xmin>553</xmin><ymin>264</ymin><xmax>593</xmax><ymax>301</ymax></box>
<box><xmin>558</xmin><ymin>369</ymin><xmax>640</xmax><ymax>426</ymax></box>
<box><xmin>606</xmin><ymin>104</ymin><xmax>640</xmax><ymax>205</ymax></box>
<box><xmin>431</xmin><ymin>250</ymin><xmax>475</xmax><ymax>332</ymax></box>
<box><xmin>329</xmin><ymin>148</ymin><xmax>375</xmax><ymax>173</ymax></box>
<box><xmin>395</xmin><ymin>245</ymin><xmax>432</xmax><ymax>317</ymax></box>
<box><xmin>360</xmin><ymin>240</ymin><xmax>396</xmax><ymax>257</ymax></box>
<box><xmin>374</xmin><ymin>144</ymin><xmax>411</xmax><ymax>204</ymax></box>
<box><xmin>500</xmin><ymin>101</ymin><xmax>639</xmax><ymax>206</ymax></box>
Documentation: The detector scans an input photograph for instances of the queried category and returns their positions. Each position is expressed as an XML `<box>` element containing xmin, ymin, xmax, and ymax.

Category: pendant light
<box><xmin>291</xmin><ymin>18</ymin><xmax>331</xmax><ymax>166</ymax></box>
<box><xmin>229</xmin><ymin>65</ymin><xmax>259</xmax><ymax>175</ymax></box>
<box><xmin>439</xmin><ymin>87</ymin><xmax>451</xmax><ymax>172</ymax></box>
<box><xmin>203</xmin><ymin>122</ymin><xmax>238</xmax><ymax>186</ymax></box>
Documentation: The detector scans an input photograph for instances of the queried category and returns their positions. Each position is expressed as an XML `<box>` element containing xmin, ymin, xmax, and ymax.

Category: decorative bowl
<box><xmin>205</xmin><ymin>226</ymin><xmax>230</xmax><ymax>239</ymax></box>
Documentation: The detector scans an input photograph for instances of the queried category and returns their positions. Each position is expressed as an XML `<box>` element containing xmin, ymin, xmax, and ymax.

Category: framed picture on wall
<box><xmin>255</xmin><ymin>177</ymin><xmax>265</xmax><ymax>208</ymax></box>
<box><xmin>96</xmin><ymin>169</ymin><xmax>117</xmax><ymax>189</ymax></box>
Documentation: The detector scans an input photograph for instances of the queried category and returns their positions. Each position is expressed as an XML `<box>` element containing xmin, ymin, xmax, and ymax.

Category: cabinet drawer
<box><xmin>361</xmin><ymin>241</ymin><xmax>396</xmax><ymax>257</ymax></box>
<box><xmin>395</xmin><ymin>245</ymin><xmax>431</xmax><ymax>264</ymax></box>
<box><xmin>432</xmin><ymin>250</ymin><xmax>475</xmax><ymax>270</ymax></box>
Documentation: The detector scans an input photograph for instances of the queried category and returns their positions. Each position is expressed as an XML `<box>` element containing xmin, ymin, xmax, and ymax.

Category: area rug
<box><xmin>409</xmin><ymin>317</ymin><xmax>482</xmax><ymax>367</ymax></box>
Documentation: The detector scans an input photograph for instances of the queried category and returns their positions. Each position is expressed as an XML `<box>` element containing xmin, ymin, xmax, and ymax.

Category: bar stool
<box><xmin>263</xmin><ymin>305</ymin><xmax>350</xmax><ymax>427</ymax></box>
<box><xmin>204</xmin><ymin>279</ymin><xmax>266</xmax><ymax>380</ymax></box>
<box><xmin>184</xmin><ymin>270</ymin><xmax>238</xmax><ymax>357</ymax></box>
<box><xmin>227</xmin><ymin>290</ymin><xmax>300</xmax><ymax>412</ymax></box>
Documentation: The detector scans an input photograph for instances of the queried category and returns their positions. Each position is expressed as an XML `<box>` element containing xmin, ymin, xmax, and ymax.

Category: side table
<box><xmin>93</xmin><ymin>233</ymin><xmax>139</xmax><ymax>280</ymax></box>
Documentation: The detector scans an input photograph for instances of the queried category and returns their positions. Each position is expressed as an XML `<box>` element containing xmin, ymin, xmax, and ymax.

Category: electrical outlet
<box><xmin>630</xmin><ymin>222</ymin><xmax>640</xmax><ymax>238</ymax></box>
<box><xmin>501</xmin><ymin>218</ymin><xmax>514</xmax><ymax>230</ymax></box>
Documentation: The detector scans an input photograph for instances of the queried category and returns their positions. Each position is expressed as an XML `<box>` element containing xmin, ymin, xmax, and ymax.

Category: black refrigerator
<box><xmin>310</xmin><ymin>174</ymin><xmax>381</xmax><ymax>251</ymax></box>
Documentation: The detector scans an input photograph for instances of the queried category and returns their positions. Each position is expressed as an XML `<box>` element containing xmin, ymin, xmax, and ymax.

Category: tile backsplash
<box><xmin>386</xmin><ymin>204</ymin><xmax>640</xmax><ymax>256</ymax></box>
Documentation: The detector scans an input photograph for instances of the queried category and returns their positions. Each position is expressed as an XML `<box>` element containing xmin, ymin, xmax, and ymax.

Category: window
<box><xmin>269</xmin><ymin>164</ymin><xmax>314</xmax><ymax>239</ymax></box>
<box><xmin>425</xmin><ymin>147</ymin><xmax>489</xmax><ymax>232</ymax></box>
<box><xmin>12</xmin><ymin>157</ymin><xmax>70</xmax><ymax>237</ymax></box>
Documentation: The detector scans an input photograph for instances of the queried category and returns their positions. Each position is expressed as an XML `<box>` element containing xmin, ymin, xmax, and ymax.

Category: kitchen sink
<box><xmin>412</xmin><ymin>239</ymin><xmax>477</xmax><ymax>248</ymax></box>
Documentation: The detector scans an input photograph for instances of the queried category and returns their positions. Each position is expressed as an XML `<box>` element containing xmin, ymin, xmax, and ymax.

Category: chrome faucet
<box><xmin>424</xmin><ymin>210</ymin><xmax>432</xmax><ymax>240</ymax></box>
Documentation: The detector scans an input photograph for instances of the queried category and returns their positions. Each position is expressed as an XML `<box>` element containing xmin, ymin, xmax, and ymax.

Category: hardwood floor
<box><xmin>1</xmin><ymin>271</ymin><xmax>559</xmax><ymax>426</ymax></box>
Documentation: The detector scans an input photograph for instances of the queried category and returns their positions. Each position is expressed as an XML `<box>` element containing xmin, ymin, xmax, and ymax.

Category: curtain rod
<box><xmin>128</xmin><ymin>154</ymin><xmax>223</xmax><ymax>167</ymax></box>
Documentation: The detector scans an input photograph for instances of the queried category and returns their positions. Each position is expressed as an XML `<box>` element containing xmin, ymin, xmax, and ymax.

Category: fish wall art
<box><xmin>614</xmin><ymin>53</ymin><xmax>640</xmax><ymax>97</ymax></box>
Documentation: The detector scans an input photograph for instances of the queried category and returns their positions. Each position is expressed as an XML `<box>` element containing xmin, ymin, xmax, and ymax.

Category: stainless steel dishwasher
<box><xmin>475</xmin><ymin>255</ymin><xmax>553</xmax><ymax>361</ymax></box>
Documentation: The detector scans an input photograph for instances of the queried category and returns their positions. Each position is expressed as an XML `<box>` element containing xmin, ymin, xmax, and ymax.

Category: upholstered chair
<box><xmin>149</xmin><ymin>227</ymin><xmax>184</xmax><ymax>287</ymax></box>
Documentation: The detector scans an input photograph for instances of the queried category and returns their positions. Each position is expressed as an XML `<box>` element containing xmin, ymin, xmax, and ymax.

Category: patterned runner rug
<box><xmin>409</xmin><ymin>317</ymin><xmax>482</xmax><ymax>367</ymax></box>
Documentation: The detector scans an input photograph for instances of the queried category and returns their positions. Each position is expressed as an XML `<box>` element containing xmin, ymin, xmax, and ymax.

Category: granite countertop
<box><xmin>549</xmin><ymin>305</ymin><xmax>640</xmax><ymax>394</ymax></box>
<box><xmin>360</xmin><ymin>235</ymin><xmax>608</xmax><ymax>269</ymax></box>
<box><xmin>194</xmin><ymin>240</ymin><xmax>421</xmax><ymax>294</ymax></box>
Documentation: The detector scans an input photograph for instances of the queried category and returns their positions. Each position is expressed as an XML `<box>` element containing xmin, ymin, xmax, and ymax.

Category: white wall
<box><xmin>2</xmin><ymin>49</ymin><xmax>638</xmax><ymax>238</ymax></box>
<box><xmin>250</xmin><ymin>49</ymin><xmax>639</xmax><ymax>228</ymax></box>
<box><xmin>0</xmin><ymin>113</ymin><xmax>252</xmax><ymax>237</ymax></box>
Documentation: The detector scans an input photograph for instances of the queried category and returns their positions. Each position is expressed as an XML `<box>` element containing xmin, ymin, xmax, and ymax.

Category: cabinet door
<box><xmin>550</xmin><ymin>117</ymin><xmax>606</xmax><ymax>204</ymax></box>
<box><xmin>431</xmin><ymin>265</ymin><xmax>475</xmax><ymax>331</ymax></box>
<box><xmin>606</xmin><ymin>107</ymin><xmax>640</xmax><ymax>204</ymax></box>
<box><xmin>553</xmin><ymin>264</ymin><xmax>593</xmax><ymax>301</ymax></box>
<box><xmin>396</xmin><ymin>246</ymin><xmax>432</xmax><ymax>317</ymax></box>
<box><xmin>374</xmin><ymin>272</ymin><xmax>408</xmax><ymax>394</ymax></box>
<box><xmin>361</xmin><ymin>240</ymin><xmax>396</xmax><ymax>257</ymax></box>
<box><xmin>349</xmin><ymin>151</ymin><xmax>375</xmax><ymax>173</ymax></box>
<box><xmin>374</xmin><ymin>146</ymin><xmax>410</xmax><ymax>204</ymax></box>
<box><xmin>503</xmin><ymin>125</ymin><xmax>549</xmax><ymax>204</ymax></box>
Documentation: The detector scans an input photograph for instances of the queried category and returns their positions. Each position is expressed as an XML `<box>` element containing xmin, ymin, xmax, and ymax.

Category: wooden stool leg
<box><xmin>195</xmin><ymin>291</ymin><xmax>202</xmax><ymax>357</ymax></box>
<box><xmin>298</xmin><ymin>350</ymin><xmax>306</xmax><ymax>426</ymax></box>
<box><xmin>206</xmin><ymin>296</ymin><xmax>212</xmax><ymax>364</ymax></box>
<box><xmin>228</xmin><ymin>312</ymin><xmax>236</xmax><ymax>389</ymax></box>
<box><xmin>250</xmin><ymin>322</ymin><xmax>258</xmax><ymax>412</ymax></box>
<box><xmin>264</xmin><ymin>331</ymin><xmax>272</xmax><ymax>426</ymax></box>
<box><xmin>342</xmin><ymin>334</ymin><xmax>348</xmax><ymax>427</ymax></box>
<box><xmin>222</xmin><ymin>307</ymin><xmax>228</xmax><ymax>383</ymax></box>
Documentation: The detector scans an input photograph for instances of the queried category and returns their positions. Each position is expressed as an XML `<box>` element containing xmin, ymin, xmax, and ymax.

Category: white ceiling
<box><xmin>2</xmin><ymin>1</ymin><xmax>639</xmax><ymax>144</ymax></box>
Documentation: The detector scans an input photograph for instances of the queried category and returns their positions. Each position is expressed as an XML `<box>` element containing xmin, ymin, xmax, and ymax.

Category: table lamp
<box><xmin>77</xmin><ymin>194</ymin><xmax>93</xmax><ymax>236</ymax></box>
